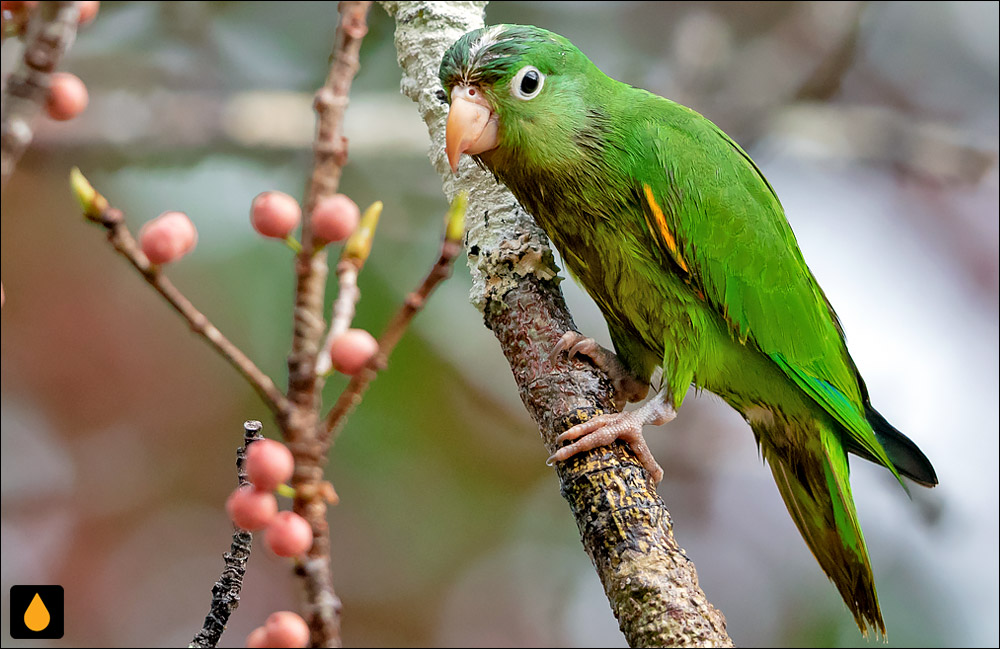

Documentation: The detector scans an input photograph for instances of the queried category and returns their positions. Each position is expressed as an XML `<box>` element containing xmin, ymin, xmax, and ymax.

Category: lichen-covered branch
<box><xmin>1</xmin><ymin>1</ymin><xmax>80</xmax><ymax>189</ymax></box>
<box><xmin>189</xmin><ymin>420</ymin><xmax>263</xmax><ymax>649</ymax></box>
<box><xmin>383</xmin><ymin>1</ymin><xmax>733</xmax><ymax>645</ymax></box>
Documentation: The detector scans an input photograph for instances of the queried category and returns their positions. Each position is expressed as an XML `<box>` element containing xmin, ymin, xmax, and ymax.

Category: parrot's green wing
<box><xmin>633</xmin><ymin>101</ymin><xmax>899</xmax><ymax>481</ymax></box>
<box><xmin>633</xmin><ymin>102</ymin><xmax>899</xmax><ymax>634</ymax></box>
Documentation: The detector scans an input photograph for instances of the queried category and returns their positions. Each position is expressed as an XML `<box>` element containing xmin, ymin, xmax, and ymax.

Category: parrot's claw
<box><xmin>551</xmin><ymin>331</ymin><xmax>649</xmax><ymax>409</ymax></box>
<box><xmin>546</xmin><ymin>396</ymin><xmax>676</xmax><ymax>484</ymax></box>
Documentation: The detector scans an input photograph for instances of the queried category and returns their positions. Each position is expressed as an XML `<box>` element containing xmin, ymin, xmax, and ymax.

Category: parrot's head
<box><xmin>440</xmin><ymin>24</ymin><xmax>601</xmax><ymax>175</ymax></box>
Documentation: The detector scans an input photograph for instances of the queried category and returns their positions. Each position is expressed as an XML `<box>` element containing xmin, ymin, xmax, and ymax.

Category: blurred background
<box><xmin>1</xmin><ymin>1</ymin><xmax>996</xmax><ymax>647</ymax></box>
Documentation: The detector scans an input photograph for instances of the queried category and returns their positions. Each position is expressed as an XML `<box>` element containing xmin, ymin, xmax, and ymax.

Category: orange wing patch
<box><xmin>642</xmin><ymin>183</ymin><xmax>689</xmax><ymax>274</ymax></box>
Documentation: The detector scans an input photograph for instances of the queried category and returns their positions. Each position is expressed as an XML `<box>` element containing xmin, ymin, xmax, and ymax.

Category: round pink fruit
<box><xmin>264</xmin><ymin>611</ymin><xmax>310</xmax><ymax>648</ymax></box>
<box><xmin>246</xmin><ymin>439</ymin><xmax>295</xmax><ymax>492</ymax></box>
<box><xmin>328</xmin><ymin>328</ymin><xmax>378</xmax><ymax>376</ymax></box>
<box><xmin>139</xmin><ymin>211</ymin><xmax>197</xmax><ymax>265</ymax></box>
<box><xmin>312</xmin><ymin>194</ymin><xmax>360</xmax><ymax>243</ymax></box>
<box><xmin>251</xmin><ymin>191</ymin><xmax>301</xmax><ymax>240</ymax></box>
<box><xmin>225</xmin><ymin>486</ymin><xmax>278</xmax><ymax>531</ymax></box>
<box><xmin>265</xmin><ymin>511</ymin><xmax>313</xmax><ymax>558</ymax></box>
<box><xmin>46</xmin><ymin>72</ymin><xmax>88</xmax><ymax>121</ymax></box>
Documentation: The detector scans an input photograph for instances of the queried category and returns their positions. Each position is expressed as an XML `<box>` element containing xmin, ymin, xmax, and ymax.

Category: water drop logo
<box><xmin>10</xmin><ymin>585</ymin><xmax>63</xmax><ymax>639</ymax></box>
<box><xmin>24</xmin><ymin>593</ymin><xmax>50</xmax><ymax>631</ymax></box>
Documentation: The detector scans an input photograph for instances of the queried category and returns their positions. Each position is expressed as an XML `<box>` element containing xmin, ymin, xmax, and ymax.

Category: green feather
<box><xmin>441</xmin><ymin>24</ymin><xmax>937</xmax><ymax>635</ymax></box>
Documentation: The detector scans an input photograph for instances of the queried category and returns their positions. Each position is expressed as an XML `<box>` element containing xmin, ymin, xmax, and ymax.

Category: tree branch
<box><xmin>189</xmin><ymin>420</ymin><xmax>264</xmax><ymax>649</ymax></box>
<box><xmin>1</xmin><ymin>1</ymin><xmax>80</xmax><ymax>189</ymax></box>
<box><xmin>383</xmin><ymin>2</ymin><xmax>733</xmax><ymax>645</ymax></box>
<box><xmin>70</xmin><ymin>171</ymin><xmax>291</xmax><ymax>419</ymax></box>
<box><xmin>281</xmin><ymin>3</ymin><xmax>373</xmax><ymax>647</ymax></box>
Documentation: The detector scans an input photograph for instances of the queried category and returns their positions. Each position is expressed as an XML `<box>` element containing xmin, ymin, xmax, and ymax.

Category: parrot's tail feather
<box><xmin>762</xmin><ymin>424</ymin><xmax>887</xmax><ymax>637</ymax></box>
<box><xmin>851</xmin><ymin>406</ymin><xmax>938</xmax><ymax>487</ymax></box>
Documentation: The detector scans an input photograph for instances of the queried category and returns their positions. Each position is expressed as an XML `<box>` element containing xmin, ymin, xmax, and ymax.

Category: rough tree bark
<box><xmin>382</xmin><ymin>2</ymin><xmax>733</xmax><ymax>646</ymax></box>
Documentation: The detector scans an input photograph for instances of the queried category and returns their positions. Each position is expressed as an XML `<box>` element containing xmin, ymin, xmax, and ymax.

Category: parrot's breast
<box><xmin>493</xmin><ymin>159</ymin><xmax>710</xmax><ymax>400</ymax></box>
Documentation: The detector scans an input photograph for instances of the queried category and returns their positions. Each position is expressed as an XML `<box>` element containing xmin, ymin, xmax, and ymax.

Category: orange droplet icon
<box><xmin>24</xmin><ymin>592</ymin><xmax>51</xmax><ymax>632</ymax></box>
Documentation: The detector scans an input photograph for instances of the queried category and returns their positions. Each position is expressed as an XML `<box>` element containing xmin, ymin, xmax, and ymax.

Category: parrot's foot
<box><xmin>546</xmin><ymin>396</ymin><xmax>675</xmax><ymax>484</ymax></box>
<box><xmin>551</xmin><ymin>331</ymin><xmax>649</xmax><ymax>409</ymax></box>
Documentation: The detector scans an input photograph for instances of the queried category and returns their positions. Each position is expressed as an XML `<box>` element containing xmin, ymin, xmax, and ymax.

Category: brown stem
<box><xmin>1</xmin><ymin>1</ymin><xmax>80</xmax><ymax>189</ymax></box>
<box><xmin>189</xmin><ymin>420</ymin><xmax>264</xmax><ymax>649</ymax></box>
<box><xmin>281</xmin><ymin>3</ymin><xmax>372</xmax><ymax>647</ymax></box>
<box><xmin>77</xmin><ymin>202</ymin><xmax>290</xmax><ymax>418</ymax></box>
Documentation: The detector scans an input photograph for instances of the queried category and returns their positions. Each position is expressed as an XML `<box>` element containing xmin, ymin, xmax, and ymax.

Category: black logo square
<box><xmin>9</xmin><ymin>585</ymin><xmax>64</xmax><ymax>639</ymax></box>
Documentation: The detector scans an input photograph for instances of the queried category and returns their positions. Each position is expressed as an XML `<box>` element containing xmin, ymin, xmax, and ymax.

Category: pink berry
<box><xmin>77</xmin><ymin>0</ymin><xmax>99</xmax><ymax>24</ymax></box>
<box><xmin>251</xmin><ymin>191</ymin><xmax>301</xmax><ymax>240</ymax></box>
<box><xmin>312</xmin><ymin>194</ymin><xmax>360</xmax><ymax>243</ymax></box>
<box><xmin>264</xmin><ymin>611</ymin><xmax>310</xmax><ymax>648</ymax></box>
<box><xmin>46</xmin><ymin>72</ymin><xmax>88</xmax><ymax>121</ymax></box>
<box><xmin>246</xmin><ymin>439</ymin><xmax>294</xmax><ymax>492</ymax></box>
<box><xmin>226</xmin><ymin>486</ymin><xmax>278</xmax><ymax>531</ymax></box>
<box><xmin>139</xmin><ymin>211</ymin><xmax>197</xmax><ymax>265</ymax></box>
<box><xmin>245</xmin><ymin>626</ymin><xmax>269</xmax><ymax>648</ymax></box>
<box><xmin>265</xmin><ymin>511</ymin><xmax>313</xmax><ymax>557</ymax></box>
<box><xmin>328</xmin><ymin>328</ymin><xmax>378</xmax><ymax>376</ymax></box>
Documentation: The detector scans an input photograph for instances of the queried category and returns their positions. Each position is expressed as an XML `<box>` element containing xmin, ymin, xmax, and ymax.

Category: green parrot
<box><xmin>440</xmin><ymin>24</ymin><xmax>937</xmax><ymax>635</ymax></box>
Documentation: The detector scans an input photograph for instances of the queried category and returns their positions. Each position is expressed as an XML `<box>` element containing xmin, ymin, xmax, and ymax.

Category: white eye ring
<box><xmin>511</xmin><ymin>65</ymin><xmax>544</xmax><ymax>100</ymax></box>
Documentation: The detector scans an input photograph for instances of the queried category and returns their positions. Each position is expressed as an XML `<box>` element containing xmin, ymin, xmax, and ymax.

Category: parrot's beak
<box><xmin>445</xmin><ymin>85</ymin><xmax>498</xmax><ymax>174</ymax></box>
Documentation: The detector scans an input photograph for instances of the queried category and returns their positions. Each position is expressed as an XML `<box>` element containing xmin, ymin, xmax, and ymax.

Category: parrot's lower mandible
<box><xmin>440</xmin><ymin>24</ymin><xmax>938</xmax><ymax>636</ymax></box>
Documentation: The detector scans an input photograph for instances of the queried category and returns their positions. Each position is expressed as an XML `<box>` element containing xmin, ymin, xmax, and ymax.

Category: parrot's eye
<box><xmin>511</xmin><ymin>66</ymin><xmax>544</xmax><ymax>100</ymax></box>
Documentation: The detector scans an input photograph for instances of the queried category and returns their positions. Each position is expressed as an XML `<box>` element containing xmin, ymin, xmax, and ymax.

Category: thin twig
<box><xmin>1</xmin><ymin>1</ymin><xmax>80</xmax><ymax>189</ymax></box>
<box><xmin>326</xmin><ymin>261</ymin><xmax>359</xmax><ymax>341</ymax></box>
<box><xmin>282</xmin><ymin>3</ymin><xmax>372</xmax><ymax>647</ymax></box>
<box><xmin>314</xmin><ymin>260</ymin><xmax>360</xmax><ymax>376</ymax></box>
<box><xmin>189</xmin><ymin>420</ymin><xmax>264</xmax><ymax>649</ymax></box>
<box><xmin>320</xmin><ymin>212</ymin><xmax>465</xmax><ymax>448</ymax></box>
<box><xmin>315</xmin><ymin>200</ymin><xmax>383</xmax><ymax>377</ymax></box>
<box><xmin>70</xmin><ymin>174</ymin><xmax>291</xmax><ymax>419</ymax></box>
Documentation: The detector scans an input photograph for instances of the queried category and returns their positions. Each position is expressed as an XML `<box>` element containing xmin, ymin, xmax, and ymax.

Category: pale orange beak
<box><xmin>445</xmin><ymin>85</ymin><xmax>499</xmax><ymax>173</ymax></box>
